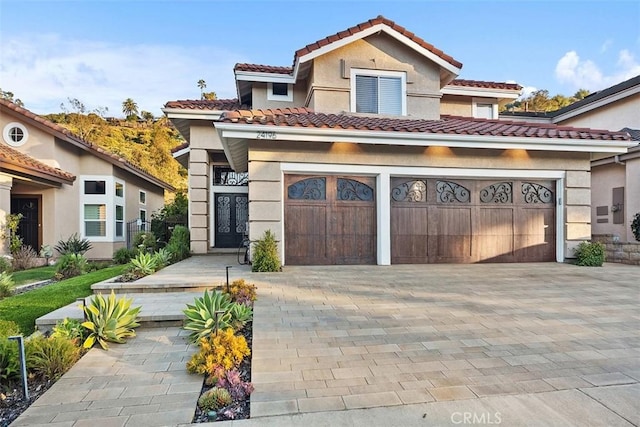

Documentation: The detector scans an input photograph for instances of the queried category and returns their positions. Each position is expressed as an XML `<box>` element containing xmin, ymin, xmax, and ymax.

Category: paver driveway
<box><xmin>249</xmin><ymin>263</ymin><xmax>639</xmax><ymax>422</ymax></box>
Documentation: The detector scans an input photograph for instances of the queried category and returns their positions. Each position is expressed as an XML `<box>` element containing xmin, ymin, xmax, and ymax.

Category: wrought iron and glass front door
<box><xmin>215</xmin><ymin>193</ymin><xmax>248</xmax><ymax>248</ymax></box>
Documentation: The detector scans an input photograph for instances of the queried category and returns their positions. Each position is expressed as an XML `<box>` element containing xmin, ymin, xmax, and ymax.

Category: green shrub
<box><xmin>166</xmin><ymin>225</ymin><xmax>190</xmax><ymax>262</ymax></box>
<box><xmin>574</xmin><ymin>241</ymin><xmax>605</xmax><ymax>266</ymax></box>
<box><xmin>82</xmin><ymin>291</ymin><xmax>141</xmax><ymax>350</ymax></box>
<box><xmin>0</xmin><ymin>337</ymin><xmax>19</xmax><ymax>389</ymax></box>
<box><xmin>183</xmin><ymin>290</ymin><xmax>252</xmax><ymax>343</ymax></box>
<box><xmin>113</xmin><ymin>247</ymin><xmax>137</xmax><ymax>264</ymax></box>
<box><xmin>632</xmin><ymin>212</ymin><xmax>640</xmax><ymax>242</ymax></box>
<box><xmin>0</xmin><ymin>271</ymin><xmax>14</xmax><ymax>300</ymax></box>
<box><xmin>251</xmin><ymin>230</ymin><xmax>281</xmax><ymax>272</ymax></box>
<box><xmin>2</xmin><ymin>213</ymin><xmax>23</xmax><ymax>255</ymax></box>
<box><xmin>133</xmin><ymin>231</ymin><xmax>157</xmax><ymax>252</ymax></box>
<box><xmin>12</xmin><ymin>246</ymin><xmax>38</xmax><ymax>271</ymax></box>
<box><xmin>0</xmin><ymin>320</ymin><xmax>20</xmax><ymax>338</ymax></box>
<box><xmin>87</xmin><ymin>261</ymin><xmax>111</xmax><ymax>272</ymax></box>
<box><xmin>26</xmin><ymin>335</ymin><xmax>81</xmax><ymax>381</ymax></box>
<box><xmin>52</xmin><ymin>318</ymin><xmax>86</xmax><ymax>345</ymax></box>
<box><xmin>151</xmin><ymin>192</ymin><xmax>188</xmax><ymax>244</ymax></box>
<box><xmin>55</xmin><ymin>232</ymin><xmax>92</xmax><ymax>255</ymax></box>
<box><xmin>55</xmin><ymin>253</ymin><xmax>88</xmax><ymax>279</ymax></box>
<box><xmin>0</xmin><ymin>256</ymin><xmax>12</xmax><ymax>273</ymax></box>
<box><xmin>198</xmin><ymin>387</ymin><xmax>232</xmax><ymax>412</ymax></box>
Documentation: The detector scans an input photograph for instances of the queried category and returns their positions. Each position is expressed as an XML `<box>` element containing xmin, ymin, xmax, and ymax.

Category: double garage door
<box><xmin>284</xmin><ymin>175</ymin><xmax>556</xmax><ymax>265</ymax></box>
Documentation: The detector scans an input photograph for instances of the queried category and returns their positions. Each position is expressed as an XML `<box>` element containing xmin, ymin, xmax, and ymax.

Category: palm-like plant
<box><xmin>197</xmin><ymin>79</ymin><xmax>207</xmax><ymax>99</ymax></box>
<box><xmin>122</xmin><ymin>98</ymin><xmax>139</xmax><ymax>119</ymax></box>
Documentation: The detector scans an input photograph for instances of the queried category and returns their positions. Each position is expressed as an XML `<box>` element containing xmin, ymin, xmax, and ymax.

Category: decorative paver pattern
<box><xmin>250</xmin><ymin>263</ymin><xmax>640</xmax><ymax>418</ymax></box>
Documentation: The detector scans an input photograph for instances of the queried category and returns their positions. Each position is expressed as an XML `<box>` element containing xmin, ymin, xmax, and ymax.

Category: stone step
<box><xmin>35</xmin><ymin>291</ymin><xmax>200</xmax><ymax>334</ymax></box>
<box><xmin>92</xmin><ymin>280</ymin><xmax>224</xmax><ymax>294</ymax></box>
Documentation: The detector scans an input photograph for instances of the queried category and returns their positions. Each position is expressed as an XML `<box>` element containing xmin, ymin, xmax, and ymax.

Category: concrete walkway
<box><xmin>11</xmin><ymin>258</ymin><xmax>640</xmax><ymax>426</ymax></box>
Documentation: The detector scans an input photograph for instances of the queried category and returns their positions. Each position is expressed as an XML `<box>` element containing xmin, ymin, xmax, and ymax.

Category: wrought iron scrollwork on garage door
<box><xmin>480</xmin><ymin>182</ymin><xmax>512</xmax><ymax>203</ymax></box>
<box><xmin>391</xmin><ymin>180</ymin><xmax>426</xmax><ymax>202</ymax></box>
<box><xmin>337</xmin><ymin>178</ymin><xmax>374</xmax><ymax>201</ymax></box>
<box><xmin>436</xmin><ymin>180</ymin><xmax>470</xmax><ymax>203</ymax></box>
<box><xmin>522</xmin><ymin>182</ymin><xmax>554</xmax><ymax>204</ymax></box>
<box><xmin>288</xmin><ymin>177</ymin><xmax>326</xmax><ymax>200</ymax></box>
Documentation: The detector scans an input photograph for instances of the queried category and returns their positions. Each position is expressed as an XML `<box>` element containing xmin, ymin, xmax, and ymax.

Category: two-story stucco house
<box><xmin>164</xmin><ymin>16</ymin><xmax>633</xmax><ymax>265</ymax></box>
<box><xmin>0</xmin><ymin>99</ymin><xmax>172</xmax><ymax>259</ymax></box>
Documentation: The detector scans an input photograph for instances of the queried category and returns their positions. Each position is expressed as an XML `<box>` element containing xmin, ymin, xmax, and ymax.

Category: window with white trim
<box><xmin>3</xmin><ymin>122</ymin><xmax>28</xmax><ymax>147</ymax></box>
<box><xmin>139</xmin><ymin>190</ymin><xmax>146</xmax><ymax>205</ymax></box>
<box><xmin>139</xmin><ymin>209</ymin><xmax>147</xmax><ymax>231</ymax></box>
<box><xmin>267</xmin><ymin>82</ymin><xmax>293</xmax><ymax>102</ymax></box>
<box><xmin>350</xmin><ymin>69</ymin><xmax>406</xmax><ymax>116</ymax></box>
<box><xmin>80</xmin><ymin>176</ymin><xmax>125</xmax><ymax>242</ymax></box>
<box><xmin>472</xmin><ymin>100</ymin><xmax>497</xmax><ymax>119</ymax></box>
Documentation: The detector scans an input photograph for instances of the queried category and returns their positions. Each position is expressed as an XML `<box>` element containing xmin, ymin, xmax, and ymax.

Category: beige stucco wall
<box><xmin>0</xmin><ymin>174</ymin><xmax>12</xmax><ymax>256</ymax></box>
<box><xmin>591</xmin><ymin>163</ymin><xmax>627</xmax><ymax>240</ymax></box>
<box><xmin>307</xmin><ymin>35</ymin><xmax>442</xmax><ymax>119</ymax></box>
<box><xmin>440</xmin><ymin>96</ymin><xmax>473</xmax><ymax>117</ymax></box>
<box><xmin>189</xmin><ymin>147</ymin><xmax>210</xmax><ymax>253</ymax></box>
<box><xmin>556</xmin><ymin>93</ymin><xmax>640</xmax><ymax>131</ymax></box>
<box><xmin>247</xmin><ymin>140</ymin><xmax>591</xmax><ymax>263</ymax></box>
<box><xmin>250</xmin><ymin>82</ymin><xmax>308</xmax><ymax>111</ymax></box>
<box><xmin>190</xmin><ymin>122</ymin><xmax>223</xmax><ymax>150</ymax></box>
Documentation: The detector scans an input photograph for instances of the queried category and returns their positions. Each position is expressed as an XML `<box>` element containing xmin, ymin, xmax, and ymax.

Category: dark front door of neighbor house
<box><xmin>11</xmin><ymin>196</ymin><xmax>41</xmax><ymax>251</ymax></box>
<box><xmin>215</xmin><ymin>193</ymin><xmax>248</xmax><ymax>248</ymax></box>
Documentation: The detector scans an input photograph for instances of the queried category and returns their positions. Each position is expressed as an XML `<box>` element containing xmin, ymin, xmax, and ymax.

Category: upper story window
<box><xmin>84</xmin><ymin>180</ymin><xmax>106</xmax><ymax>195</ymax></box>
<box><xmin>267</xmin><ymin>82</ymin><xmax>293</xmax><ymax>102</ymax></box>
<box><xmin>350</xmin><ymin>69</ymin><xmax>407</xmax><ymax>116</ymax></box>
<box><xmin>3</xmin><ymin>122</ymin><xmax>28</xmax><ymax>147</ymax></box>
<box><xmin>213</xmin><ymin>166</ymin><xmax>248</xmax><ymax>186</ymax></box>
<box><xmin>115</xmin><ymin>182</ymin><xmax>124</xmax><ymax>197</ymax></box>
<box><xmin>473</xmin><ymin>100</ymin><xmax>497</xmax><ymax>119</ymax></box>
<box><xmin>139</xmin><ymin>190</ymin><xmax>146</xmax><ymax>205</ymax></box>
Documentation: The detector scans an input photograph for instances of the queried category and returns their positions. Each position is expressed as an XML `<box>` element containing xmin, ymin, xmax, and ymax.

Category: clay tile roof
<box><xmin>0</xmin><ymin>143</ymin><xmax>75</xmax><ymax>184</ymax></box>
<box><xmin>234</xmin><ymin>64</ymin><xmax>293</xmax><ymax>75</ymax></box>
<box><xmin>164</xmin><ymin>98</ymin><xmax>246</xmax><ymax>111</ymax></box>
<box><xmin>449</xmin><ymin>79</ymin><xmax>522</xmax><ymax>91</ymax></box>
<box><xmin>294</xmin><ymin>15</ymin><xmax>463</xmax><ymax>70</ymax></box>
<box><xmin>217</xmin><ymin>109</ymin><xmax>630</xmax><ymax>141</ymax></box>
<box><xmin>0</xmin><ymin>99</ymin><xmax>173</xmax><ymax>190</ymax></box>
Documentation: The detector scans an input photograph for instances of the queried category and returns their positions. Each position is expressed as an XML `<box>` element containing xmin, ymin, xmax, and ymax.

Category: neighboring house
<box><xmin>501</xmin><ymin>75</ymin><xmax>640</xmax><ymax>243</ymax></box>
<box><xmin>164</xmin><ymin>15</ymin><xmax>633</xmax><ymax>265</ymax></box>
<box><xmin>0</xmin><ymin>99</ymin><xmax>173</xmax><ymax>259</ymax></box>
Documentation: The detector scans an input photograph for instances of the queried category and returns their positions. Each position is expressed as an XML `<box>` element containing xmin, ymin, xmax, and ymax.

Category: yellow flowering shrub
<box><xmin>187</xmin><ymin>328</ymin><xmax>250</xmax><ymax>374</ymax></box>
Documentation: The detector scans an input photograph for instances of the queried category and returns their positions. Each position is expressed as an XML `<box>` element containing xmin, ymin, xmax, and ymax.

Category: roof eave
<box><xmin>215</xmin><ymin>123</ymin><xmax>634</xmax><ymax>173</ymax></box>
<box><xmin>442</xmin><ymin>87</ymin><xmax>520</xmax><ymax>99</ymax></box>
<box><xmin>552</xmin><ymin>84</ymin><xmax>640</xmax><ymax>123</ymax></box>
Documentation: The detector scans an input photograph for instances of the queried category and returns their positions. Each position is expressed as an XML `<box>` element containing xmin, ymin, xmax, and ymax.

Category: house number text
<box><xmin>257</xmin><ymin>131</ymin><xmax>276</xmax><ymax>139</ymax></box>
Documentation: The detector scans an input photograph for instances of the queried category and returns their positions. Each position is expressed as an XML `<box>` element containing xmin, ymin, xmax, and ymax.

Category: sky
<box><xmin>1</xmin><ymin>0</ymin><xmax>639</xmax><ymax>117</ymax></box>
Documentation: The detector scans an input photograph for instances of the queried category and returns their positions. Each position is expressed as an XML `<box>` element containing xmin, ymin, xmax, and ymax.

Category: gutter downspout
<box><xmin>614</xmin><ymin>155</ymin><xmax>626</xmax><ymax>165</ymax></box>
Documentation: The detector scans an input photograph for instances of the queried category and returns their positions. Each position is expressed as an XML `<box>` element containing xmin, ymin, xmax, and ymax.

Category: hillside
<box><xmin>44</xmin><ymin>112</ymin><xmax>187</xmax><ymax>191</ymax></box>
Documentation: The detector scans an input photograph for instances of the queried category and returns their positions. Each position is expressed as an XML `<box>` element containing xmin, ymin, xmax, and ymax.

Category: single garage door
<box><xmin>391</xmin><ymin>178</ymin><xmax>555</xmax><ymax>263</ymax></box>
<box><xmin>285</xmin><ymin>175</ymin><xmax>376</xmax><ymax>265</ymax></box>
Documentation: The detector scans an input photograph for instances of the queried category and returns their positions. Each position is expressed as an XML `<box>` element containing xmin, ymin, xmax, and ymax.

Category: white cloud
<box><xmin>555</xmin><ymin>50</ymin><xmax>640</xmax><ymax>91</ymax></box>
<box><xmin>0</xmin><ymin>34</ymin><xmax>246</xmax><ymax>116</ymax></box>
<box><xmin>600</xmin><ymin>39</ymin><xmax>613</xmax><ymax>53</ymax></box>
<box><xmin>518</xmin><ymin>86</ymin><xmax>538</xmax><ymax>99</ymax></box>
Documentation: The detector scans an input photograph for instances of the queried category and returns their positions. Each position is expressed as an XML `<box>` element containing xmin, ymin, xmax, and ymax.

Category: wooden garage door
<box><xmin>285</xmin><ymin>175</ymin><xmax>376</xmax><ymax>265</ymax></box>
<box><xmin>391</xmin><ymin>178</ymin><xmax>555</xmax><ymax>263</ymax></box>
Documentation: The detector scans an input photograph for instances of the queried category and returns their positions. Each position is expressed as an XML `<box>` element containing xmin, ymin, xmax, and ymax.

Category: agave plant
<box><xmin>130</xmin><ymin>252</ymin><xmax>158</xmax><ymax>276</ymax></box>
<box><xmin>183</xmin><ymin>290</ymin><xmax>237</xmax><ymax>343</ymax></box>
<box><xmin>152</xmin><ymin>248</ymin><xmax>173</xmax><ymax>269</ymax></box>
<box><xmin>82</xmin><ymin>291</ymin><xmax>141</xmax><ymax>350</ymax></box>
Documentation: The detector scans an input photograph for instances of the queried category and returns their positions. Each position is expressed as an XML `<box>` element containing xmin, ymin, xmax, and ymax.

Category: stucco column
<box><xmin>0</xmin><ymin>174</ymin><xmax>13</xmax><ymax>256</ymax></box>
<box><xmin>377</xmin><ymin>172</ymin><xmax>391</xmax><ymax>265</ymax></box>
<box><xmin>188</xmin><ymin>148</ymin><xmax>210</xmax><ymax>254</ymax></box>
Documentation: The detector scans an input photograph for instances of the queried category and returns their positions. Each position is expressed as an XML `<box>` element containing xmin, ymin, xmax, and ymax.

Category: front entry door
<box><xmin>11</xmin><ymin>196</ymin><xmax>41</xmax><ymax>251</ymax></box>
<box><xmin>215</xmin><ymin>193</ymin><xmax>248</xmax><ymax>248</ymax></box>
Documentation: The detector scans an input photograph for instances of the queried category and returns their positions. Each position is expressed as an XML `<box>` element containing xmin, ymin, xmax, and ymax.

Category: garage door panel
<box><xmin>434</xmin><ymin>207</ymin><xmax>472</xmax><ymax>260</ymax></box>
<box><xmin>284</xmin><ymin>205</ymin><xmax>328</xmax><ymax>264</ymax></box>
<box><xmin>516</xmin><ymin>207</ymin><xmax>555</xmax><ymax>261</ymax></box>
<box><xmin>477</xmin><ymin>208</ymin><xmax>515</xmax><ymax>262</ymax></box>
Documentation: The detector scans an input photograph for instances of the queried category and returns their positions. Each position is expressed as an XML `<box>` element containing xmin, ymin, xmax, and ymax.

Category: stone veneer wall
<box><xmin>592</xmin><ymin>234</ymin><xmax>640</xmax><ymax>265</ymax></box>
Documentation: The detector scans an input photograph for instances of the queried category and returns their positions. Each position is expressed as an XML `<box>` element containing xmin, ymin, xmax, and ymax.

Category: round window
<box><xmin>3</xmin><ymin>122</ymin><xmax>29</xmax><ymax>147</ymax></box>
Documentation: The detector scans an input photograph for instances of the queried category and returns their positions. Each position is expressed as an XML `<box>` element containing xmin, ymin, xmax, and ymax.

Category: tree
<box><xmin>573</xmin><ymin>89</ymin><xmax>590</xmax><ymax>101</ymax></box>
<box><xmin>197</xmin><ymin>79</ymin><xmax>207</xmax><ymax>100</ymax></box>
<box><xmin>203</xmin><ymin>91</ymin><xmax>217</xmax><ymax>100</ymax></box>
<box><xmin>122</xmin><ymin>98</ymin><xmax>139</xmax><ymax>120</ymax></box>
<box><xmin>59</xmin><ymin>98</ymin><xmax>106</xmax><ymax>140</ymax></box>
<box><xmin>141</xmin><ymin>111</ymin><xmax>155</xmax><ymax>122</ymax></box>
<box><xmin>0</xmin><ymin>89</ymin><xmax>24</xmax><ymax>107</ymax></box>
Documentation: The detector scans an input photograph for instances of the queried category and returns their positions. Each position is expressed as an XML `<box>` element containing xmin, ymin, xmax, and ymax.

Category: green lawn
<box><xmin>11</xmin><ymin>265</ymin><xmax>57</xmax><ymax>287</ymax></box>
<box><xmin>0</xmin><ymin>265</ymin><xmax>127</xmax><ymax>335</ymax></box>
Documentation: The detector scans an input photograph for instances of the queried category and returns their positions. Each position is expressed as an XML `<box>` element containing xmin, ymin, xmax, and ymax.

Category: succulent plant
<box><xmin>81</xmin><ymin>291</ymin><xmax>141</xmax><ymax>350</ymax></box>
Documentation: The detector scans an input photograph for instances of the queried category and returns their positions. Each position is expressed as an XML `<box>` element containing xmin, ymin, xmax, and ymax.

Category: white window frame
<box><xmin>139</xmin><ymin>190</ymin><xmax>146</xmax><ymax>205</ymax></box>
<box><xmin>3</xmin><ymin>122</ymin><xmax>29</xmax><ymax>147</ymax></box>
<box><xmin>79</xmin><ymin>175</ymin><xmax>125</xmax><ymax>242</ymax></box>
<box><xmin>267</xmin><ymin>82</ymin><xmax>293</xmax><ymax>102</ymax></box>
<box><xmin>350</xmin><ymin>68</ymin><xmax>407</xmax><ymax>116</ymax></box>
<box><xmin>139</xmin><ymin>208</ymin><xmax>147</xmax><ymax>231</ymax></box>
<box><xmin>472</xmin><ymin>98</ymin><xmax>498</xmax><ymax>119</ymax></box>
